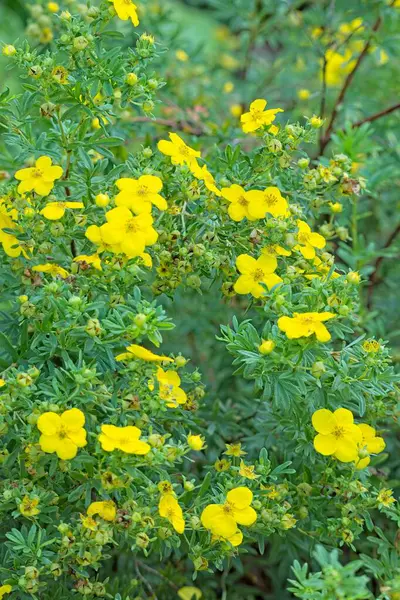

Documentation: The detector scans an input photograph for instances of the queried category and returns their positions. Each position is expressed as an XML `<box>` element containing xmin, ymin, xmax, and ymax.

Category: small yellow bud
<box><xmin>91</xmin><ymin>118</ymin><xmax>101</xmax><ymax>130</ymax></box>
<box><xmin>187</xmin><ymin>434</ymin><xmax>205</xmax><ymax>451</ymax></box>
<box><xmin>309</xmin><ymin>115</ymin><xmax>324</xmax><ymax>128</ymax></box>
<box><xmin>2</xmin><ymin>45</ymin><xmax>16</xmax><ymax>57</ymax></box>
<box><xmin>95</xmin><ymin>193</ymin><xmax>110</xmax><ymax>207</ymax></box>
<box><xmin>126</xmin><ymin>72</ymin><xmax>138</xmax><ymax>86</ymax></box>
<box><xmin>258</xmin><ymin>340</ymin><xmax>275</xmax><ymax>355</ymax></box>
<box><xmin>347</xmin><ymin>271</ymin><xmax>361</xmax><ymax>284</ymax></box>
<box><xmin>329</xmin><ymin>202</ymin><xmax>343</xmax><ymax>213</ymax></box>
<box><xmin>18</xmin><ymin>295</ymin><xmax>28</xmax><ymax>303</ymax></box>
<box><xmin>175</xmin><ymin>49</ymin><xmax>188</xmax><ymax>62</ymax></box>
<box><xmin>297</xmin><ymin>88</ymin><xmax>311</xmax><ymax>100</ymax></box>
<box><xmin>60</xmin><ymin>10</ymin><xmax>71</xmax><ymax>20</ymax></box>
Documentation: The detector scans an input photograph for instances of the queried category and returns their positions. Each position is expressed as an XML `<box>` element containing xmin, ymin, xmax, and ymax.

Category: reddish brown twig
<box><xmin>367</xmin><ymin>223</ymin><xmax>400</xmax><ymax>308</ymax></box>
<box><xmin>319</xmin><ymin>11</ymin><xmax>385</xmax><ymax>154</ymax></box>
<box><xmin>352</xmin><ymin>102</ymin><xmax>400</xmax><ymax>128</ymax></box>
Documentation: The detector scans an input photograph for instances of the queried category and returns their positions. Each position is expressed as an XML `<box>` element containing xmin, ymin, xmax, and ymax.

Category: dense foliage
<box><xmin>0</xmin><ymin>0</ymin><xmax>399</xmax><ymax>598</ymax></box>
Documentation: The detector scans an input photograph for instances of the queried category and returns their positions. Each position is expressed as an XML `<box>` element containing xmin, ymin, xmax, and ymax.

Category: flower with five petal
<box><xmin>355</xmin><ymin>424</ymin><xmax>386</xmax><ymax>469</ymax></box>
<box><xmin>241</xmin><ymin>99</ymin><xmax>283</xmax><ymax>133</ymax></box>
<box><xmin>158</xmin><ymin>494</ymin><xmax>185</xmax><ymax>533</ymax></box>
<box><xmin>294</xmin><ymin>220</ymin><xmax>326</xmax><ymax>259</ymax></box>
<box><xmin>156</xmin><ymin>368</ymin><xmax>187</xmax><ymax>407</ymax></box>
<box><xmin>191</xmin><ymin>164</ymin><xmax>221</xmax><ymax>196</ymax></box>
<box><xmin>15</xmin><ymin>156</ymin><xmax>63</xmax><ymax>196</ymax></box>
<box><xmin>115</xmin><ymin>175</ymin><xmax>167</xmax><ymax>213</ymax></box>
<box><xmin>278</xmin><ymin>311</ymin><xmax>336</xmax><ymax>342</ymax></box>
<box><xmin>221</xmin><ymin>185</ymin><xmax>266</xmax><ymax>222</ymax></box>
<box><xmin>246</xmin><ymin>186</ymin><xmax>289</xmax><ymax>218</ymax></box>
<box><xmin>234</xmin><ymin>253</ymin><xmax>282</xmax><ymax>298</ymax></box>
<box><xmin>312</xmin><ymin>408</ymin><xmax>362</xmax><ymax>462</ymax></box>
<box><xmin>98</xmin><ymin>424</ymin><xmax>150</xmax><ymax>455</ymax></box>
<box><xmin>200</xmin><ymin>487</ymin><xmax>257</xmax><ymax>546</ymax></box>
<box><xmin>87</xmin><ymin>500</ymin><xmax>116</xmax><ymax>521</ymax></box>
<box><xmin>158</xmin><ymin>133</ymin><xmax>200</xmax><ymax>169</ymax></box>
<box><xmin>37</xmin><ymin>408</ymin><xmax>87</xmax><ymax>460</ymax></box>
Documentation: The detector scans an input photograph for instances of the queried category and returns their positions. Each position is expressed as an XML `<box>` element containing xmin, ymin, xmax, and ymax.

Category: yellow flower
<box><xmin>97</xmin><ymin>206</ymin><xmax>158</xmax><ymax>258</ymax></box>
<box><xmin>221</xmin><ymin>184</ymin><xmax>263</xmax><ymax>222</ymax></box>
<box><xmin>324</xmin><ymin>49</ymin><xmax>356</xmax><ymax>86</ymax></box>
<box><xmin>187</xmin><ymin>434</ymin><xmax>205</xmax><ymax>451</ymax></box>
<box><xmin>224</xmin><ymin>443</ymin><xmax>246</xmax><ymax>457</ymax></box>
<box><xmin>176</xmin><ymin>49</ymin><xmax>189</xmax><ymax>62</ymax></box>
<box><xmin>0</xmin><ymin>379</ymin><xmax>5</xmax><ymax>387</ymax></box>
<box><xmin>363</xmin><ymin>339</ymin><xmax>381</xmax><ymax>353</ymax></box>
<box><xmin>0</xmin><ymin>585</ymin><xmax>11</xmax><ymax>599</ymax></box>
<box><xmin>115</xmin><ymin>175</ymin><xmax>167</xmax><ymax>213</ymax></box>
<box><xmin>98</xmin><ymin>424</ymin><xmax>150</xmax><ymax>455</ymax></box>
<box><xmin>246</xmin><ymin>186</ymin><xmax>289</xmax><ymax>218</ymax></box>
<box><xmin>110</xmin><ymin>0</ymin><xmax>139</xmax><ymax>26</ymax></box>
<box><xmin>241</xmin><ymin>99</ymin><xmax>283</xmax><ymax>133</ymax></box>
<box><xmin>32</xmin><ymin>263</ymin><xmax>69</xmax><ymax>279</ymax></box>
<box><xmin>37</xmin><ymin>408</ymin><xmax>87</xmax><ymax>460</ymax></box>
<box><xmin>87</xmin><ymin>500</ymin><xmax>116</xmax><ymax>521</ymax></box>
<box><xmin>116</xmin><ymin>344</ymin><xmax>173</xmax><ymax>363</ymax></box>
<box><xmin>223</xmin><ymin>81</ymin><xmax>234</xmax><ymax>93</ymax></box>
<box><xmin>239</xmin><ymin>460</ymin><xmax>259</xmax><ymax>480</ymax></box>
<box><xmin>377</xmin><ymin>489</ymin><xmax>396</xmax><ymax>507</ymax></box>
<box><xmin>178</xmin><ymin>587</ymin><xmax>202</xmax><ymax>600</ymax></box>
<box><xmin>80</xmin><ymin>515</ymin><xmax>97</xmax><ymax>530</ymax></box>
<box><xmin>311</xmin><ymin>408</ymin><xmax>362</xmax><ymax>462</ymax></box>
<box><xmin>200</xmin><ymin>487</ymin><xmax>257</xmax><ymax>544</ymax></box>
<box><xmin>47</xmin><ymin>2</ymin><xmax>59</xmax><ymax>12</ymax></box>
<box><xmin>156</xmin><ymin>368</ymin><xmax>187</xmax><ymax>407</ymax></box>
<box><xmin>262</xmin><ymin>244</ymin><xmax>291</xmax><ymax>257</ymax></box>
<box><xmin>234</xmin><ymin>253</ymin><xmax>282</xmax><ymax>298</ymax></box>
<box><xmin>158</xmin><ymin>133</ymin><xmax>201</xmax><ymax>169</ymax></box>
<box><xmin>158</xmin><ymin>494</ymin><xmax>185</xmax><ymax>533</ymax></box>
<box><xmin>214</xmin><ymin>459</ymin><xmax>231</xmax><ymax>472</ymax></box>
<box><xmin>294</xmin><ymin>220</ymin><xmax>326</xmax><ymax>259</ymax></box>
<box><xmin>258</xmin><ymin>340</ymin><xmax>275</xmax><ymax>354</ymax></box>
<box><xmin>191</xmin><ymin>164</ymin><xmax>221</xmax><ymax>196</ymax></box>
<box><xmin>278</xmin><ymin>311</ymin><xmax>335</xmax><ymax>342</ymax></box>
<box><xmin>73</xmin><ymin>254</ymin><xmax>102</xmax><ymax>271</ymax></box>
<box><xmin>230</xmin><ymin>104</ymin><xmax>243</xmax><ymax>118</ymax></box>
<box><xmin>40</xmin><ymin>201</ymin><xmax>84</xmax><ymax>220</ymax></box>
<box><xmin>297</xmin><ymin>89</ymin><xmax>311</xmax><ymax>100</ymax></box>
<box><xmin>19</xmin><ymin>495</ymin><xmax>40</xmax><ymax>517</ymax></box>
<box><xmin>281</xmin><ymin>514</ymin><xmax>297</xmax><ymax>529</ymax></box>
<box><xmin>15</xmin><ymin>156</ymin><xmax>63</xmax><ymax>196</ymax></box>
<box><xmin>355</xmin><ymin>424</ymin><xmax>386</xmax><ymax>469</ymax></box>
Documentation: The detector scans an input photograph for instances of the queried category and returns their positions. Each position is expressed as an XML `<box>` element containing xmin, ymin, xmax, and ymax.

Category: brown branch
<box><xmin>352</xmin><ymin>102</ymin><xmax>400</xmax><ymax>128</ymax></box>
<box><xmin>367</xmin><ymin>223</ymin><xmax>400</xmax><ymax>309</ymax></box>
<box><xmin>130</xmin><ymin>116</ymin><xmax>205</xmax><ymax>136</ymax></box>
<box><xmin>319</xmin><ymin>10</ymin><xmax>386</xmax><ymax>154</ymax></box>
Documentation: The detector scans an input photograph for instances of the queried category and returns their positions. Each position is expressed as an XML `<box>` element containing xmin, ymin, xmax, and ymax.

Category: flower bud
<box><xmin>2</xmin><ymin>45</ymin><xmax>16</xmax><ymax>57</ymax></box>
<box><xmin>95</xmin><ymin>193</ymin><xmax>110</xmax><ymax>207</ymax></box>
<box><xmin>258</xmin><ymin>339</ymin><xmax>275</xmax><ymax>355</ymax></box>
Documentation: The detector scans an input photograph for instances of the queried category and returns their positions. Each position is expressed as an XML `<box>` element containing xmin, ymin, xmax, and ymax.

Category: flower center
<box><xmin>222</xmin><ymin>502</ymin><xmax>234</xmax><ymax>515</ymax></box>
<box><xmin>252</xmin><ymin>268</ymin><xmax>264</xmax><ymax>282</ymax></box>
<box><xmin>126</xmin><ymin>218</ymin><xmax>138</xmax><ymax>233</ymax></box>
<box><xmin>32</xmin><ymin>169</ymin><xmax>43</xmax><ymax>179</ymax></box>
<box><xmin>58</xmin><ymin>426</ymin><xmax>68</xmax><ymax>440</ymax></box>
<box><xmin>137</xmin><ymin>185</ymin><xmax>149</xmax><ymax>196</ymax></box>
<box><xmin>238</xmin><ymin>195</ymin><xmax>248</xmax><ymax>206</ymax></box>
<box><xmin>178</xmin><ymin>144</ymin><xmax>190</xmax><ymax>156</ymax></box>
<box><xmin>166</xmin><ymin>508</ymin><xmax>175</xmax><ymax>519</ymax></box>
<box><xmin>298</xmin><ymin>232</ymin><xmax>310</xmax><ymax>244</ymax></box>
<box><xmin>332</xmin><ymin>426</ymin><xmax>345</xmax><ymax>439</ymax></box>
<box><xmin>251</xmin><ymin>109</ymin><xmax>262</xmax><ymax>121</ymax></box>
<box><xmin>264</xmin><ymin>193</ymin><xmax>278</xmax><ymax>206</ymax></box>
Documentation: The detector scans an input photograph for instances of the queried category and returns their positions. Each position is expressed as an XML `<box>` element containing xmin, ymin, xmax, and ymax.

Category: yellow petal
<box><xmin>312</xmin><ymin>409</ymin><xmax>335</xmax><ymax>434</ymax></box>
<box><xmin>226</xmin><ymin>486</ymin><xmax>253</xmax><ymax>509</ymax></box>
<box><xmin>37</xmin><ymin>412</ymin><xmax>61</xmax><ymax>435</ymax></box>
<box><xmin>61</xmin><ymin>408</ymin><xmax>85</xmax><ymax>431</ymax></box>
<box><xmin>233</xmin><ymin>505</ymin><xmax>257</xmax><ymax>526</ymax></box>
<box><xmin>40</xmin><ymin>203</ymin><xmax>65</xmax><ymax>220</ymax></box>
<box><xmin>55</xmin><ymin>439</ymin><xmax>78</xmax><ymax>460</ymax></box>
<box><xmin>313</xmin><ymin>433</ymin><xmax>337</xmax><ymax>455</ymax></box>
<box><xmin>333</xmin><ymin>408</ymin><xmax>353</xmax><ymax>428</ymax></box>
